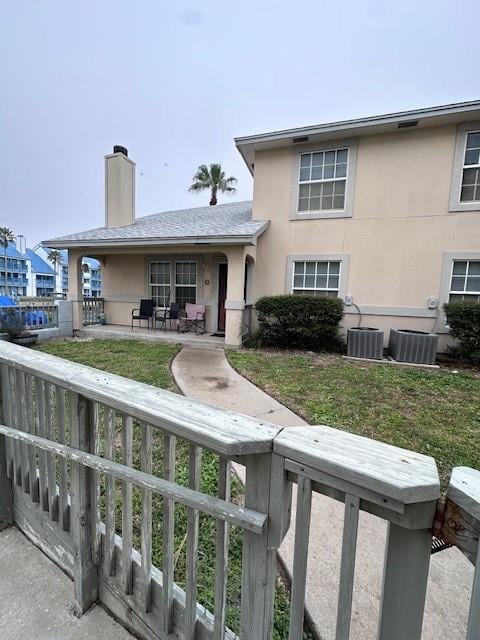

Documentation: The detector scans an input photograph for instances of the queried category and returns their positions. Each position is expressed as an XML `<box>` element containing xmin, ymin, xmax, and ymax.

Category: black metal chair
<box><xmin>131</xmin><ymin>299</ymin><xmax>154</xmax><ymax>330</ymax></box>
<box><xmin>155</xmin><ymin>302</ymin><xmax>181</xmax><ymax>331</ymax></box>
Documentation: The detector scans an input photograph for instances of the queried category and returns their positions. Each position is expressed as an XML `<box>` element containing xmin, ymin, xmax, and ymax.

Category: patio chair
<box><xmin>155</xmin><ymin>302</ymin><xmax>181</xmax><ymax>332</ymax></box>
<box><xmin>178</xmin><ymin>303</ymin><xmax>206</xmax><ymax>334</ymax></box>
<box><xmin>131</xmin><ymin>299</ymin><xmax>154</xmax><ymax>330</ymax></box>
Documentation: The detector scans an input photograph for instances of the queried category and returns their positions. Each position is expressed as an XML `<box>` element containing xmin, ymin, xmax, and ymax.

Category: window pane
<box><xmin>462</xmin><ymin>168</ymin><xmax>477</xmax><ymax>185</ymax></box>
<box><xmin>323</xmin><ymin>182</ymin><xmax>334</xmax><ymax>196</ymax></box>
<box><xmin>298</xmin><ymin>198</ymin><xmax>309</xmax><ymax>211</ymax></box>
<box><xmin>333</xmin><ymin>195</ymin><xmax>345</xmax><ymax>209</ymax></box>
<box><xmin>175</xmin><ymin>286</ymin><xmax>196</xmax><ymax>308</ymax></box>
<box><xmin>323</xmin><ymin>164</ymin><xmax>335</xmax><ymax>179</ymax></box>
<box><xmin>299</xmin><ymin>184</ymin><xmax>309</xmax><ymax>197</ymax></box>
<box><xmin>321</xmin><ymin>195</ymin><xmax>334</xmax><ymax>209</ymax></box>
<box><xmin>461</xmin><ymin>185</ymin><xmax>475</xmax><ymax>202</ymax></box>
<box><xmin>310</xmin><ymin>183</ymin><xmax>322</xmax><ymax>197</ymax></box>
<box><xmin>335</xmin><ymin>163</ymin><xmax>347</xmax><ymax>178</ymax></box>
<box><xmin>325</xmin><ymin>150</ymin><xmax>335</xmax><ymax>164</ymax></box>
<box><xmin>465</xmin><ymin>149</ymin><xmax>480</xmax><ymax>165</ymax></box>
<box><xmin>316</xmin><ymin>261</ymin><xmax>328</xmax><ymax>274</ymax></box>
<box><xmin>334</xmin><ymin>180</ymin><xmax>346</xmax><ymax>195</ymax></box>
<box><xmin>311</xmin><ymin>166</ymin><xmax>322</xmax><ymax>180</ymax></box>
<box><xmin>453</xmin><ymin>261</ymin><xmax>467</xmax><ymax>275</ymax></box>
<box><xmin>312</xmin><ymin>152</ymin><xmax>323</xmax><ymax>166</ymax></box>
<box><xmin>309</xmin><ymin>196</ymin><xmax>321</xmax><ymax>210</ymax></box>
<box><xmin>293</xmin><ymin>275</ymin><xmax>303</xmax><ymax>287</ymax></box>
<box><xmin>300</xmin><ymin>154</ymin><xmax>311</xmax><ymax>168</ymax></box>
<box><xmin>294</xmin><ymin>262</ymin><xmax>304</xmax><ymax>275</ymax></box>
<box><xmin>466</xmin><ymin>277</ymin><xmax>480</xmax><ymax>292</ymax></box>
<box><xmin>468</xmin><ymin>262</ymin><xmax>480</xmax><ymax>275</ymax></box>
<box><xmin>316</xmin><ymin>275</ymin><xmax>327</xmax><ymax>288</ymax></box>
<box><xmin>305</xmin><ymin>275</ymin><xmax>315</xmax><ymax>287</ymax></box>
<box><xmin>466</xmin><ymin>132</ymin><xmax>480</xmax><ymax>149</ymax></box>
<box><xmin>299</xmin><ymin>168</ymin><xmax>310</xmax><ymax>181</ymax></box>
<box><xmin>337</xmin><ymin>149</ymin><xmax>348</xmax><ymax>163</ymax></box>
<box><xmin>305</xmin><ymin>262</ymin><xmax>316</xmax><ymax>274</ymax></box>
<box><xmin>329</xmin><ymin>261</ymin><xmax>340</xmax><ymax>275</ymax></box>
<box><xmin>475</xmin><ymin>184</ymin><xmax>480</xmax><ymax>201</ymax></box>
<box><xmin>451</xmin><ymin>276</ymin><xmax>465</xmax><ymax>291</ymax></box>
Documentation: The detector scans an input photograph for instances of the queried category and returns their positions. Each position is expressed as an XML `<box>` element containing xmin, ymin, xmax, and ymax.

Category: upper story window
<box><xmin>461</xmin><ymin>132</ymin><xmax>480</xmax><ymax>203</ymax></box>
<box><xmin>292</xmin><ymin>260</ymin><xmax>341</xmax><ymax>297</ymax></box>
<box><xmin>449</xmin><ymin>260</ymin><xmax>480</xmax><ymax>302</ymax></box>
<box><xmin>298</xmin><ymin>149</ymin><xmax>348</xmax><ymax>212</ymax></box>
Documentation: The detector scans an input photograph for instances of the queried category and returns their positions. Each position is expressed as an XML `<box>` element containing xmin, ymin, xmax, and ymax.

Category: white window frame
<box><xmin>175</xmin><ymin>261</ymin><xmax>197</xmax><ymax>306</ymax></box>
<box><xmin>298</xmin><ymin>148</ymin><xmax>349</xmax><ymax>214</ymax></box>
<box><xmin>448</xmin><ymin>259</ymin><xmax>480</xmax><ymax>302</ymax></box>
<box><xmin>149</xmin><ymin>260</ymin><xmax>171</xmax><ymax>308</ymax></box>
<box><xmin>286</xmin><ymin>254</ymin><xmax>350</xmax><ymax>300</ymax></box>
<box><xmin>290</xmin><ymin>138</ymin><xmax>357</xmax><ymax>221</ymax></box>
<box><xmin>291</xmin><ymin>260</ymin><xmax>342</xmax><ymax>297</ymax></box>
<box><xmin>449</xmin><ymin>122</ymin><xmax>480</xmax><ymax>212</ymax></box>
<box><xmin>439</xmin><ymin>252</ymin><xmax>480</xmax><ymax>330</ymax></box>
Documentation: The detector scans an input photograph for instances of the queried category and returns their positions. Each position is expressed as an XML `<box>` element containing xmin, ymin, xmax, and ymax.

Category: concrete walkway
<box><xmin>173</xmin><ymin>346</ymin><xmax>474</xmax><ymax>640</ymax></box>
<box><xmin>0</xmin><ymin>527</ymin><xmax>135</xmax><ymax>640</ymax></box>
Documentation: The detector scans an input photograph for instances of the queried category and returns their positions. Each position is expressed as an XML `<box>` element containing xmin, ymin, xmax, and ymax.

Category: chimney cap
<box><xmin>113</xmin><ymin>145</ymin><xmax>128</xmax><ymax>157</ymax></box>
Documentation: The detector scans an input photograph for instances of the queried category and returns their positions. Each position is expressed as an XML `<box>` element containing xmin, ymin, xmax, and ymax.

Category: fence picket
<box><xmin>15</xmin><ymin>370</ymin><xmax>30</xmax><ymax>493</ymax></box>
<box><xmin>140</xmin><ymin>422</ymin><xmax>153</xmax><ymax>612</ymax></box>
<box><xmin>185</xmin><ymin>444</ymin><xmax>202</xmax><ymax>640</ymax></box>
<box><xmin>24</xmin><ymin>374</ymin><xmax>39</xmax><ymax>502</ymax></box>
<box><xmin>45</xmin><ymin>383</ymin><xmax>58</xmax><ymax>520</ymax></box>
<box><xmin>214</xmin><ymin>457</ymin><xmax>231</xmax><ymax>640</ymax></box>
<box><xmin>0</xmin><ymin>365</ymin><xmax>14</xmax><ymax>479</ymax></box>
<box><xmin>288</xmin><ymin>475</ymin><xmax>312</xmax><ymax>640</ymax></box>
<box><xmin>162</xmin><ymin>432</ymin><xmax>176</xmax><ymax>634</ymax></box>
<box><xmin>56</xmin><ymin>387</ymin><xmax>69</xmax><ymax>530</ymax></box>
<box><xmin>121</xmin><ymin>415</ymin><xmax>133</xmax><ymax>594</ymax></box>
<box><xmin>104</xmin><ymin>406</ymin><xmax>116</xmax><ymax>576</ymax></box>
<box><xmin>335</xmin><ymin>494</ymin><xmax>360</xmax><ymax>640</ymax></box>
<box><xmin>35</xmin><ymin>377</ymin><xmax>49</xmax><ymax>511</ymax></box>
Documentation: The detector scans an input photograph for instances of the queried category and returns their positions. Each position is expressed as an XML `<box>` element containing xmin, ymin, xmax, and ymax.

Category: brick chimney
<box><xmin>105</xmin><ymin>145</ymin><xmax>136</xmax><ymax>228</ymax></box>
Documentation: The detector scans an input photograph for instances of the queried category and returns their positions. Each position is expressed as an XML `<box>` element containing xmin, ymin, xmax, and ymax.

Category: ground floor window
<box><xmin>150</xmin><ymin>261</ymin><xmax>171</xmax><ymax>307</ymax></box>
<box><xmin>175</xmin><ymin>261</ymin><xmax>197</xmax><ymax>307</ymax></box>
<box><xmin>449</xmin><ymin>260</ymin><xmax>480</xmax><ymax>302</ymax></box>
<box><xmin>292</xmin><ymin>260</ymin><xmax>341</xmax><ymax>297</ymax></box>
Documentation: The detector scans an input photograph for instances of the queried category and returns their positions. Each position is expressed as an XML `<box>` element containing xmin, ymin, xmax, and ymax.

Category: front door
<box><xmin>217</xmin><ymin>263</ymin><xmax>228</xmax><ymax>333</ymax></box>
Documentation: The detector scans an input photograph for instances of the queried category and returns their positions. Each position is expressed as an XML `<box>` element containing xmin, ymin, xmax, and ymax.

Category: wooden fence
<box><xmin>0</xmin><ymin>340</ymin><xmax>479</xmax><ymax>640</ymax></box>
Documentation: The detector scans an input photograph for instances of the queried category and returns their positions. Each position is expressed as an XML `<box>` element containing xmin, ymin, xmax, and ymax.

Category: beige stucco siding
<box><xmin>251</xmin><ymin>123</ymin><xmax>480</xmax><ymax>345</ymax></box>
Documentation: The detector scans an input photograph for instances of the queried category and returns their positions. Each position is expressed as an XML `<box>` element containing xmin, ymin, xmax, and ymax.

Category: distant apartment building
<box><xmin>0</xmin><ymin>236</ymin><xmax>101</xmax><ymax>299</ymax></box>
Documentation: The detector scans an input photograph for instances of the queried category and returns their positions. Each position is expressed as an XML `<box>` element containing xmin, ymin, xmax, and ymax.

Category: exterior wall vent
<box><xmin>388</xmin><ymin>329</ymin><xmax>438</xmax><ymax>364</ymax></box>
<box><xmin>292</xmin><ymin>136</ymin><xmax>309</xmax><ymax>143</ymax></box>
<box><xmin>347</xmin><ymin>327</ymin><xmax>384</xmax><ymax>360</ymax></box>
<box><xmin>397</xmin><ymin>120</ymin><xmax>418</xmax><ymax>129</ymax></box>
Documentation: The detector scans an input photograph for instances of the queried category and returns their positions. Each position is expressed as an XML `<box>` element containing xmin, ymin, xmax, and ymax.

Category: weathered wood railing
<box><xmin>0</xmin><ymin>341</ymin><xmax>479</xmax><ymax>640</ymax></box>
<box><xmin>83</xmin><ymin>297</ymin><xmax>104</xmax><ymax>325</ymax></box>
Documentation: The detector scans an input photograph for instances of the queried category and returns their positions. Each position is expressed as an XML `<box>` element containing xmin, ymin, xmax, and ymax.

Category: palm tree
<box><xmin>0</xmin><ymin>227</ymin><xmax>15</xmax><ymax>297</ymax></box>
<box><xmin>47</xmin><ymin>249</ymin><xmax>62</xmax><ymax>293</ymax></box>
<box><xmin>189</xmin><ymin>163</ymin><xmax>237</xmax><ymax>206</ymax></box>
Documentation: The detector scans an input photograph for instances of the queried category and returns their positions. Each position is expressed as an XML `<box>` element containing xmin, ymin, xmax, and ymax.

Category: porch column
<box><xmin>68</xmin><ymin>250</ymin><xmax>84</xmax><ymax>332</ymax></box>
<box><xmin>224</xmin><ymin>247</ymin><xmax>245</xmax><ymax>347</ymax></box>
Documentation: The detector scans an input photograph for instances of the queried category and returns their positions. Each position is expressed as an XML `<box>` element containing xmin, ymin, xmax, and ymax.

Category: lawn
<box><xmin>228</xmin><ymin>350</ymin><xmax>480</xmax><ymax>486</ymax></box>
<box><xmin>36</xmin><ymin>339</ymin><xmax>304</xmax><ymax>639</ymax></box>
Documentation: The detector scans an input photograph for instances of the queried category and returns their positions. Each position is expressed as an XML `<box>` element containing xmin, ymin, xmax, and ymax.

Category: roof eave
<box><xmin>235</xmin><ymin>99</ymin><xmax>480</xmax><ymax>172</ymax></box>
<box><xmin>42</xmin><ymin>224</ymin><xmax>269</xmax><ymax>250</ymax></box>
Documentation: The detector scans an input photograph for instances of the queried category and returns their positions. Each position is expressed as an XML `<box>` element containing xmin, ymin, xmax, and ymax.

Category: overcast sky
<box><xmin>1</xmin><ymin>0</ymin><xmax>479</xmax><ymax>246</ymax></box>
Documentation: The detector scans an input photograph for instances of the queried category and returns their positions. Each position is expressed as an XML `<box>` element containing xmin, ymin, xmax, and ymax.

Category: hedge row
<box><xmin>444</xmin><ymin>300</ymin><xmax>480</xmax><ymax>364</ymax></box>
<box><xmin>251</xmin><ymin>294</ymin><xmax>344</xmax><ymax>350</ymax></box>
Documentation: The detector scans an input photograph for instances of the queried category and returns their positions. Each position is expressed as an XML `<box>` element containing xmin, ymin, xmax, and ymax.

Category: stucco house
<box><xmin>44</xmin><ymin>99</ymin><xmax>480</xmax><ymax>348</ymax></box>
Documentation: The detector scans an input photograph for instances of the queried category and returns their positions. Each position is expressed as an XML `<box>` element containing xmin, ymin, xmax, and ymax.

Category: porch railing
<box><xmin>82</xmin><ymin>297</ymin><xmax>104</xmax><ymax>325</ymax></box>
<box><xmin>0</xmin><ymin>341</ymin><xmax>479</xmax><ymax>640</ymax></box>
<box><xmin>16</xmin><ymin>301</ymin><xmax>58</xmax><ymax>330</ymax></box>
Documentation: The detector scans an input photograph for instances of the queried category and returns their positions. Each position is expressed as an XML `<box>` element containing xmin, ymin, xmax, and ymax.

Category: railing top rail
<box><xmin>274</xmin><ymin>424</ymin><xmax>440</xmax><ymax>505</ymax></box>
<box><xmin>0</xmin><ymin>341</ymin><xmax>280</xmax><ymax>456</ymax></box>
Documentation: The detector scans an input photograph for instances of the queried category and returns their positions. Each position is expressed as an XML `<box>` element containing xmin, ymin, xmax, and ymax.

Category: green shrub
<box><xmin>253</xmin><ymin>294</ymin><xmax>344</xmax><ymax>351</ymax></box>
<box><xmin>444</xmin><ymin>300</ymin><xmax>480</xmax><ymax>363</ymax></box>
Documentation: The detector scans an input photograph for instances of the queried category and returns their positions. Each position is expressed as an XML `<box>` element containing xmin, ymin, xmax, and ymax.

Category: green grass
<box><xmin>228</xmin><ymin>350</ymin><xmax>480</xmax><ymax>487</ymax></box>
<box><xmin>36</xmin><ymin>340</ymin><xmax>307</xmax><ymax>638</ymax></box>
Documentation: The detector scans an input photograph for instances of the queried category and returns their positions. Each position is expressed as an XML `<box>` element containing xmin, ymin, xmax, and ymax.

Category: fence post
<box><xmin>240</xmin><ymin>452</ymin><xmax>291</xmax><ymax>640</ymax></box>
<box><xmin>377</xmin><ymin>521</ymin><xmax>433</xmax><ymax>640</ymax></box>
<box><xmin>0</xmin><ymin>368</ymin><xmax>13</xmax><ymax>530</ymax></box>
<box><xmin>70</xmin><ymin>392</ymin><xmax>98</xmax><ymax>614</ymax></box>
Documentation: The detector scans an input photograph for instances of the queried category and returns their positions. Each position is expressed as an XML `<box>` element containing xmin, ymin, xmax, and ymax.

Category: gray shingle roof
<box><xmin>44</xmin><ymin>201</ymin><xmax>269</xmax><ymax>247</ymax></box>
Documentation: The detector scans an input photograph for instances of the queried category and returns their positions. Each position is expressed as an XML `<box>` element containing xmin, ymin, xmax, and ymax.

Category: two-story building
<box><xmin>44</xmin><ymin>100</ymin><xmax>480</xmax><ymax>348</ymax></box>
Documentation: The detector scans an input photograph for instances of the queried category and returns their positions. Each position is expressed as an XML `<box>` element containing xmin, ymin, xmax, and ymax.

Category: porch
<box><xmin>68</xmin><ymin>244</ymin><xmax>256</xmax><ymax>348</ymax></box>
<box><xmin>78</xmin><ymin>322</ymin><xmax>226</xmax><ymax>348</ymax></box>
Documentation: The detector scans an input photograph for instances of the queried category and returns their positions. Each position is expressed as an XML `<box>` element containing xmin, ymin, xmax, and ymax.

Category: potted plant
<box><xmin>2</xmin><ymin>309</ymin><xmax>38</xmax><ymax>347</ymax></box>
